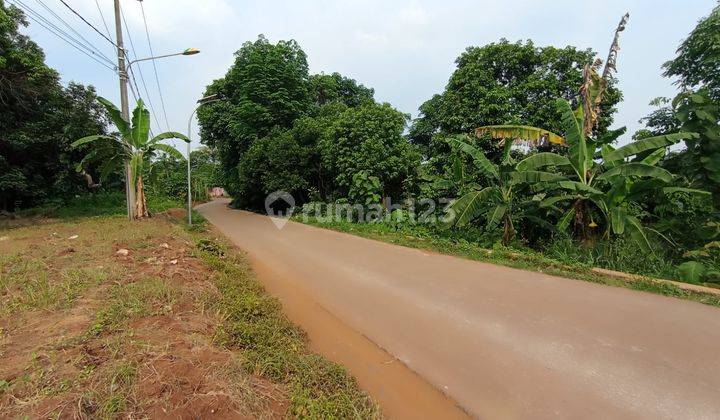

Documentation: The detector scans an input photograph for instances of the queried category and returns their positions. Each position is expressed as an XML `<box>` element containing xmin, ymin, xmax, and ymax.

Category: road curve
<box><xmin>198</xmin><ymin>199</ymin><xmax>720</xmax><ymax>419</ymax></box>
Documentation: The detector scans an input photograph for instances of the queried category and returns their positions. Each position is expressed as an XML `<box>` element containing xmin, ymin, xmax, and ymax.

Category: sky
<box><xmin>11</xmin><ymin>0</ymin><xmax>718</xmax><ymax>152</ymax></box>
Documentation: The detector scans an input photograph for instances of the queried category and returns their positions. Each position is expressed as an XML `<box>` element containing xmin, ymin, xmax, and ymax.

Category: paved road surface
<box><xmin>198</xmin><ymin>199</ymin><xmax>720</xmax><ymax>419</ymax></box>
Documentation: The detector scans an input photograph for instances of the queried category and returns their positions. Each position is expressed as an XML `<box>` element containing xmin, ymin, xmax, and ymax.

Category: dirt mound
<box><xmin>160</xmin><ymin>207</ymin><xmax>188</xmax><ymax>220</ymax></box>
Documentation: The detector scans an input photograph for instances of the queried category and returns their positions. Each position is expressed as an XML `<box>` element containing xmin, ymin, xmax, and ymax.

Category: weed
<box><xmin>196</xmin><ymin>246</ymin><xmax>379</xmax><ymax>418</ymax></box>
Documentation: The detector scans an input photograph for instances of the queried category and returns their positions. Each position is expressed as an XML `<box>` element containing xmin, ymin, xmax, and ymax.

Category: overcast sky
<box><xmin>14</xmin><ymin>0</ymin><xmax>717</xmax><ymax>152</ymax></box>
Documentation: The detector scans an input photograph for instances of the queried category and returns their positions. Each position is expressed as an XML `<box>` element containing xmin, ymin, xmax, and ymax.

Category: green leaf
<box><xmin>99</xmin><ymin>156</ymin><xmax>122</xmax><ymax>181</ymax></box>
<box><xmin>153</xmin><ymin>143</ymin><xmax>185</xmax><ymax>160</ymax></box>
<box><xmin>609</xmin><ymin>207</ymin><xmax>627</xmax><ymax>235</ymax></box>
<box><xmin>639</xmin><ymin>148</ymin><xmax>666</xmax><ymax>166</ymax></box>
<box><xmin>447</xmin><ymin>187</ymin><xmax>495</xmax><ymax>226</ymax></box>
<box><xmin>598</xmin><ymin>163</ymin><xmax>673</xmax><ymax>183</ymax></box>
<box><xmin>511</xmin><ymin>171</ymin><xmax>567</xmax><ymax>184</ymax></box>
<box><xmin>515</xmin><ymin>153</ymin><xmax>570</xmax><ymax>171</ymax></box>
<box><xmin>487</xmin><ymin>204</ymin><xmax>507</xmax><ymax>228</ymax></box>
<box><xmin>625</xmin><ymin>215</ymin><xmax>652</xmax><ymax>254</ymax></box>
<box><xmin>130</xmin><ymin>100</ymin><xmax>151</xmax><ymax>147</ymax></box>
<box><xmin>448</xmin><ymin>136</ymin><xmax>499</xmax><ymax>179</ymax></box>
<box><xmin>475</xmin><ymin>125</ymin><xmax>565</xmax><ymax>145</ymax></box>
<box><xmin>556</xmin><ymin>207</ymin><xmax>576</xmax><ymax>232</ymax></box>
<box><xmin>556</xmin><ymin>99</ymin><xmax>587</xmax><ymax>179</ymax></box>
<box><xmin>71</xmin><ymin>135</ymin><xmax>118</xmax><ymax>148</ymax></box>
<box><xmin>604</xmin><ymin>133</ymin><xmax>696</xmax><ymax>161</ymax></box>
<box><xmin>662</xmin><ymin>187</ymin><xmax>711</xmax><ymax>196</ymax></box>
<box><xmin>557</xmin><ymin>181</ymin><xmax>603</xmax><ymax>195</ymax></box>
<box><xmin>540</xmin><ymin>194</ymin><xmax>581</xmax><ymax>208</ymax></box>
<box><xmin>97</xmin><ymin>97</ymin><xmax>129</xmax><ymax>135</ymax></box>
<box><xmin>151</xmin><ymin>131</ymin><xmax>190</xmax><ymax>144</ymax></box>
<box><xmin>451</xmin><ymin>157</ymin><xmax>464</xmax><ymax>182</ymax></box>
<box><xmin>677</xmin><ymin>261</ymin><xmax>706</xmax><ymax>284</ymax></box>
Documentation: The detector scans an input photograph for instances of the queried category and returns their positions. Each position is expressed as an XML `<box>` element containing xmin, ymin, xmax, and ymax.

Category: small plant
<box><xmin>348</xmin><ymin>171</ymin><xmax>382</xmax><ymax>206</ymax></box>
<box><xmin>73</xmin><ymin>98</ymin><xmax>189</xmax><ymax>219</ymax></box>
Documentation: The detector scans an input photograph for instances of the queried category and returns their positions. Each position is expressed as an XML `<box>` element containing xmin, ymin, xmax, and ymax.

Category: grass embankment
<box><xmin>297</xmin><ymin>217</ymin><xmax>720</xmax><ymax>308</ymax></box>
<box><xmin>0</xmin><ymin>212</ymin><xmax>378</xmax><ymax>418</ymax></box>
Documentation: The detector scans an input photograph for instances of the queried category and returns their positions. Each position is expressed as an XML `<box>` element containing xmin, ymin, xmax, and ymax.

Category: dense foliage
<box><xmin>197</xmin><ymin>35</ymin><xmax>414</xmax><ymax>209</ymax></box>
<box><xmin>0</xmin><ymin>2</ymin><xmax>109</xmax><ymax>211</ymax></box>
<box><xmin>409</xmin><ymin>40</ymin><xmax>623</xmax><ymax>159</ymax></box>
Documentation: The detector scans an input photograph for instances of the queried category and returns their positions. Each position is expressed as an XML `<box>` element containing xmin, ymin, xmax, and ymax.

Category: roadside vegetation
<box><xmin>187</xmin><ymin>5</ymin><xmax>720</xmax><ymax>290</ymax></box>
<box><xmin>0</xmin><ymin>212</ymin><xmax>378</xmax><ymax>418</ymax></box>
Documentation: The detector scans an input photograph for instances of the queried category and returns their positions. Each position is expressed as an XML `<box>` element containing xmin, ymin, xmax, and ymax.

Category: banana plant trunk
<box><xmin>572</xmin><ymin>199</ymin><xmax>592</xmax><ymax>242</ymax></box>
<box><xmin>502</xmin><ymin>214</ymin><xmax>515</xmax><ymax>245</ymax></box>
<box><xmin>134</xmin><ymin>175</ymin><xmax>149</xmax><ymax>219</ymax></box>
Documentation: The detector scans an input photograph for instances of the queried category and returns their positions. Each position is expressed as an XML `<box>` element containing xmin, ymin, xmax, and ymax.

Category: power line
<box><xmin>120</xmin><ymin>2</ymin><xmax>162</xmax><ymax>132</ymax></box>
<box><xmin>8</xmin><ymin>0</ymin><xmax>117</xmax><ymax>71</ymax></box>
<box><xmin>57</xmin><ymin>0</ymin><xmax>118</xmax><ymax>48</ymax></box>
<box><xmin>15</xmin><ymin>0</ymin><xmax>115</xmax><ymax>67</ymax></box>
<box><xmin>93</xmin><ymin>0</ymin><xmax>113</xmax><ymax>42</ymax></box>
<box><xmin>138</xmin><ymin>0</ymin><xmax>170</xmax><ymax>131</ymax></box>
<box><xmin>34</xmin><ymin>0</ymin><xmax>115</xmax><ymax>64</ymax></box>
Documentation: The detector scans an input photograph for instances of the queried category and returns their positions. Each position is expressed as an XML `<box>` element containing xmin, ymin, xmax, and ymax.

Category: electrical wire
<box><xmin>120</xmin><ymin>3</ymin><xmax>162</xmax><ymax>133</ymax></box>
<box><xmin>138</xmin><ymin>0</ymin><xmax>170</xmax><ymax>131</ymax></box>
<box><xmin>14</xmin><ymin>0</ymin><xmax>116</xmax><ymax>67</ymax></box>
<box><xmin>34</xmin><ymin>0</ymin><xmax>115</xmax><ymax>64</ymax></box>
<box><xmin>57</xmin><ymin>0</ymin><xmax>118</xmax><ymax>48</ymax></box>
<box><xmin>93</xmin><ymin>0</ymin><xmax>113</xmax><ymax>42</ymax></box>
<box><xmin>8</xmin><ymin>0</ymin><xmax>117</xmax><ymax>71</ymax></box>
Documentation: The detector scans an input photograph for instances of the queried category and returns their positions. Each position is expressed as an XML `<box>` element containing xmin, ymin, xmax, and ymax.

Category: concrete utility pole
<box><xmin>113</xmin><ymin>0</ymin><xmax>135</xmax><ymax>219</ymax></box>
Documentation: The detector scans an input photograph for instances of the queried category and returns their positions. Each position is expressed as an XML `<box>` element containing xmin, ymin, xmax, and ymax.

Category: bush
<box><xmin>544</xmin><ymin>237</ymin><xmax>678</xmax><ymax>279</ymax></box>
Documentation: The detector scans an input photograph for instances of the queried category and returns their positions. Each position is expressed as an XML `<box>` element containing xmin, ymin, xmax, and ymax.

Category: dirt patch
<box><xmin>0</xmin><ymin>216</ymin><xmax>287</xmax><ymax>418</ymax></box>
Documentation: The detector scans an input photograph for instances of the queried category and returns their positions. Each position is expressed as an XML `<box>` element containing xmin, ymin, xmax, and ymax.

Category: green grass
<box><xmin>8</xmin><ymin>191</ymin><xmax>184</xmax><ymax>220</ymax></box>
<box><xmin>86</xmin><ymin>277</ymin><xmax>178</xmax><ymax>337</ymax></box>
<box><xmin>296</xmin><ymin>217</ymin><xmax>720</xmax><ymax>308</ymax></box>
<box><xmin>194</xmin><ymin>239</ymin><xmax>380</xmax><ymax>419</ymax></box>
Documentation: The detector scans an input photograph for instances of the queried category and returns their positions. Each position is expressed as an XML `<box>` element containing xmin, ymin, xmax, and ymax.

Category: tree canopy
<box><xmin>0</xmin><ymin>3</ymin><xmax>108</xmax><ymax>211</ymax></box>
<box><xmin>409</xmin><ymin>40</ymin><xmax>623</xmax><ymax>157</ymax></box>
<box><xmin>663</xmin><ymin>4</ymin><xmax>720</xmax><ymax>100</ymax></box>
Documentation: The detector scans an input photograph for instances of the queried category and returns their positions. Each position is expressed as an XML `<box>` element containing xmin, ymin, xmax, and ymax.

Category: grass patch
<box><xmin>5</xmin><ymin>191</ymin><xmax>184</xmax><ymax>221</ymax></box>
<box><xmin>195</xmin><ymin>239</ymin><xmax>380</xmax><ymax>419</ymax></box>
<box><xmin>86</xmin><ymin>277</ymin><xmax>178</xmax><ymax>337</ymax></box>
<box><xmin>297</xmin><ymin>217</ymin><xmax>720</xmax><ymax>308</ymax></box>
<box><xmin>1</xmin><ymin>210</ymin><xmax>378</xmax><ymax>418</ymax></box>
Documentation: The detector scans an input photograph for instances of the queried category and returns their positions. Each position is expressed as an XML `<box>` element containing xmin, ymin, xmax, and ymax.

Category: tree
<box><xmin>197</xmin><ymin>35</ymin><xmax>312</xmax><ymax>197</ymax></box>
<box><xmin>663</xmin><ymin>4</ymin><xmax>720</xmax><ymax>100</ymax></box>
<box><xmin>73</xmin><ymin>98</ymin><xmax>188</xmax><ymax>219</ymax></box>
<box><xmin>0</xmin><ymin>2</ymin><xmax>108</xmax><ymax>211</ymax></box>
<box><xmin>309</xmin><ymin>72</ymin><xmax>374</xmax><ymax>107</ymax></box>
<box><xmin>445</xmin><ymin>134</ymin><xmax>565</xmax><ymax>244</ymax></box>
<box><xmin>484</xmin><ymin>99</ymin><xmax>699</xmax><ymax>250</ymax></box>
<box><xmin>410</xmin><ymin>39</ymin><xmax>622</xmax><ymax>157</ymax></box>
<box><xmin>319</xmin><ymin>102</ymin><xmax>421</xmax><ymax>200</ymax></box>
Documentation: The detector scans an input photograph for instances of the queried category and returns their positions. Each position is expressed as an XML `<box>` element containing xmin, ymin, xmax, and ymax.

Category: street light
<box><xmin>187</xmin><ymin>94</ymin><xmax>221</xmax><ymax>226</ymax></box>
<box><xmin>125</xmin><ymin>48</ymin><xmax>201</xmax><ymax>74</ymax></box>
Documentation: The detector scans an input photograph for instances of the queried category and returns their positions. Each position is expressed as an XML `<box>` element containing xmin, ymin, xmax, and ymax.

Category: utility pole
<box><xmin>113</xmin><ymin>0</ymin><xmax>135</xmax><ymax>219</ymax></box>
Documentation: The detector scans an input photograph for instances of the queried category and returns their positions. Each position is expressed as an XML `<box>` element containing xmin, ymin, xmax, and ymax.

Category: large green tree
<box><xmin>320</xmin><ymin>102</ymin><xmax>421</xmax><ymax>200</ymax></box>
<box><xmin>309</xmin><ymin>72</ymin><xmax>374</xmax><ymax>107</ymax></box>
<box><xmin>0</xmin><ymin>2</ymin><xmax>108</xmax><ymax>211</ymax></box>
<box><xmin>197</xmin><ymin>35</ymin><xmax>313</xmax><ymax>198</ymax></box>
<box><xmin>410</xmin><ymin>39</ymin><xmax>622</xmax><ymax>158</ymax></box>
<box><xmin>663</xmin><ymin>4</ymin><xmax>720</xmax><ymax>100</ymax></box>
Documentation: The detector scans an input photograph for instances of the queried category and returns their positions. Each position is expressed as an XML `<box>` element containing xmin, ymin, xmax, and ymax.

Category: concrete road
<box><xmin>198</xmin><ymin>199</ymin><xmax>720</xmax><ymax>419</ymax></box>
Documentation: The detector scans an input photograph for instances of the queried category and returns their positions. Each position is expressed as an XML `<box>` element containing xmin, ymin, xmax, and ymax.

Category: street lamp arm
<box><xmin>122</xmin><ymin>48</ymin><xmax>200</xmax><ymax>77</ymax></box>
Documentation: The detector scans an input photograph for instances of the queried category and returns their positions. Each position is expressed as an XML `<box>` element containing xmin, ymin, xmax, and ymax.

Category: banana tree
<box><xmin>72</xmin><ymin>98</ymin><xmax>189</xmax><ymax>219</ymax></box>
<box><xmin>491</xmin><ymin>99</ymin><xmax>699</xmax><ymax>250</ymax></box>
<box><xmin>444</xmin><ymin>134</ymin><xmax>565</xmax><ymax>244</ymax></box>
